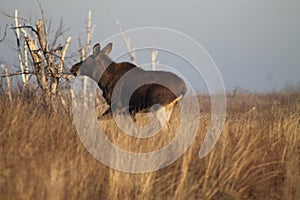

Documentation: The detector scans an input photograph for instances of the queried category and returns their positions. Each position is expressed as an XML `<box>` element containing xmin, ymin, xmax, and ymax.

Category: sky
<box><xmin>0</xmin><ymin>0</ymin><xmax>300</xmax><ymax>92</ymax></box>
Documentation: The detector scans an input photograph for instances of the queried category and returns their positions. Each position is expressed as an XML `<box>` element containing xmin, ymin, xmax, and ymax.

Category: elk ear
<box><xmin>93</xmin><ymin>43</ymin><xmax>101</xmax><ymax>56</ymax></box>
<box><xmin>101</xmin><ymin>43</ymin><xmax>113</xmax><ymax>55</ymax></box>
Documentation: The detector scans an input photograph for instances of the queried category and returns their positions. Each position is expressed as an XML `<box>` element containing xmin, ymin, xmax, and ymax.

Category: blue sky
<box><xmin>1</xmin><ymin>0</ymin><xmax>299</xmax><ymax>92</ymax></box>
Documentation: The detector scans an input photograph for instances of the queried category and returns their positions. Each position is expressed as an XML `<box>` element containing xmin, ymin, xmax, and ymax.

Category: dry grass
<box><xmin>0</xmin><ymin>89</ymin><xmax>299</xmax><ymax>199</ymax></box>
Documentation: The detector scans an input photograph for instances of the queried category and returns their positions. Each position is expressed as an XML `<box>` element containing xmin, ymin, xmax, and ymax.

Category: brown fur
<box><xmin>70</xmin><ymin>43</ymin><xmax>187</xmax><ymax>118</ymax></box>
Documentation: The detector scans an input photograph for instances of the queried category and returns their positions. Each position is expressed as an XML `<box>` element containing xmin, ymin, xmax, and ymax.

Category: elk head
<box><xmin>70</xmin><ymin>43</ymin><xmax>113</xmax><ymax>82</ymax></box>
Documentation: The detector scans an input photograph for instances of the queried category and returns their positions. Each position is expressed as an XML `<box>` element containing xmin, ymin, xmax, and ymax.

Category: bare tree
<box><xmin>1</xmin><ymin>6</ymin><xmax>73</xmax><ymax>104</ymax></box>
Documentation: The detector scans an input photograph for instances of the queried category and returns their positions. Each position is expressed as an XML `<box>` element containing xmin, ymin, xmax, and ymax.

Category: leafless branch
<box><xmin>61</xmin><ymin>37</ymin><xmax>71</xmax><ymax>61</ymax></box>
<box><xmin>20</xmin><ymin>28</ymin><xmax>29</xmax><ymax>84</ymax></box>
<box><xmin>1</xmin><ymin>10</ymin><xmax>31</xmax><ymax>23</ymax></box>
<box><xmin>43</xmin><ymin>50</ymin><xmax>63</xmax><ymax>62</ymax></box>
<box><xmin>0</xmin><ymin>71</ymin><xmax>35</xmax><ymax>78</ymax></box>
<box><xmin>37</xmin><ymin>20</ymin><xmax>47</xmax><ymax>51</ymax></box>
<box><xmin>51</xmin><ymin>18</ymin><xmax>70</xmax><ymax>48</ymax></box>
<box><xmin>11</xmin><ymin>25</ymin><xmax>39</xmax><ymax>36</ymax></box>
<box><xmin>36</xmin><ymin>0</ymin><xmax>48</xmax><ymax>43</ymax></box>
<box><xmin>0</xmin><ymin>24</ymin><xmax>8</xmax><ymax>42</ymax></box>
<box><xmin>114</xmin><ymin>19</ymin><xmax>136</xmax><ymax>63</ymax></box>
<box><xmin>14</xmin><ymin>10</ymin><xmax>26</xmax><ymax>85</ymax></box>
<box><xmin>47</xmin><ymin>19</ymin><xmax>52</xmax><ymax>37</ymax></box>
<box><xmin>85</xmin><ymin>10</ymin><xmax>92</xmax><ymax>55</ymax></box>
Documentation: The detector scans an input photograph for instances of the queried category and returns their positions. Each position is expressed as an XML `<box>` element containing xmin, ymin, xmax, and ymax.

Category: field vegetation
<box><xmin>0</xmin><ymin>89</ymin><xmax>299</xmax><ymax>199</ymax></box>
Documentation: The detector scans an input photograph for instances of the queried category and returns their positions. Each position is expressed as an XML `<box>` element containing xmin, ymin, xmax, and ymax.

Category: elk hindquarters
<box><xmin>146</xmin><ymin>84</ymin><xmax>177</xmax><ymax>109</ymax></box>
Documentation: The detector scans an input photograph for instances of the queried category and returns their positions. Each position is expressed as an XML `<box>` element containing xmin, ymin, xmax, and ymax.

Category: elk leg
<box><xmin>154</xmin><ymin>95</ymin><xmax>182</xmax><ymax>131</ymax></box>
<box><xmin>164</xmin><ymin>95</ymin><xmax>182</xmax><ymax>121</ymax></box>
<box><xmin>129</xmin><ymin>108</ymin><xmax>137</xmax><ymax>122</ymax></box>
<box><xmin>98</xmin><ymin>107</ymin><xmax>112</xmax><ymax>120</ymax></box>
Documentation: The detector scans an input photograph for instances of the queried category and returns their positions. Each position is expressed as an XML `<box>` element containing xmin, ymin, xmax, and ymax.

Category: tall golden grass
<box><xmin>0</xmin><ymin>89</ymin><xmax>299</xmax><ymax>199</ymax></box>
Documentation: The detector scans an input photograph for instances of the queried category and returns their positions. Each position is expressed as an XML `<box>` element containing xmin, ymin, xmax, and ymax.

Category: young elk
<box><xmin>70</xmin><ymin>43</ymin><xmax>187</xmax><ymax>129</ymax></box>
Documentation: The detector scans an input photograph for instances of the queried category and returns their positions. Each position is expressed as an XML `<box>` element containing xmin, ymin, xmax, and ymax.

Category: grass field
<box><xmin>0</xmin><ymin>89</ymin><xmax>299</xmax><ymax>199</ymax></box>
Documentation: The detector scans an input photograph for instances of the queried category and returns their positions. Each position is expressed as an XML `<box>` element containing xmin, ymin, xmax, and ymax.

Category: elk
<box><xmin>70</xmin><ymin>43</ymin><xmax>187</xmax><ymax>128</ymax></box>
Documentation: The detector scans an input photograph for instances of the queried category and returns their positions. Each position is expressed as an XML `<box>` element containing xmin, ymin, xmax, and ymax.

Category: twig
<box><xmin>114</xmin><ymin>19</ymin><xmax>136</xmax><ymax>64</ymax></box>
<box><xmin>0</xmin><ymin>71</ymin><xmax>35</xmax><ymax>78</ymax></box>
<box><xmin>0</xmin><ymin>24</ymin><xmax>8</xmax><ymax>42</ymax></box>
<box><xmin>51</xmin><ymin>18</ymin><xmax>70</xmax><ymax>48</ymax></box>
<box><xmin>0</xmin><ymin>10</ymin><xmax>31</xmax><ymax>23</ymax></box>
<box><xmin>61</xmin><ymin>73</ymin><xmax>73</xmax><ymax>79</ymax></box>
<box><xmin>11</xmin><ymin>25</ymin><xmax>39</xmax><ymax>36</ymax></box>
<box><xmin>51</xmin><ymin>18</ymin><xmax>63</xmax><ymax>48</ymax></box>
<box><xmin>41</xmin><ymin>50</ymin><xmax>63</xmax><ymax>61</ymax></box>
